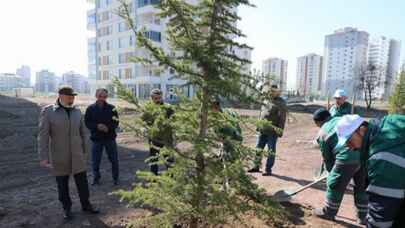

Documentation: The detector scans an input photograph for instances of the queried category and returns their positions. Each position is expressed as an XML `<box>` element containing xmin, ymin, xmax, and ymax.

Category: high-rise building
<box><xmin>16</xmin><ymin>65</ymin><xmax>31</xmax><ymax>87</ymax></box>
<box><xmin>296</xmin><ymin>54</ymin><xmax>323</xmax><ymax>97</ymax></box>
<box><xmin>262</xmin><ymin>58</ymin><xmax>288</xmax><ymax>92</ymax></box>
<box><xmin>0</xmin><ymin>73</ymin><xmax>24</xmax><ymax>92</ymax></box>
<box><xmin>322</xmin><ymin>27</ymin><xmax>369</xmax><ymax>97</ymax></box>
<box><xmin>62</xmin><ymin>71</ymin><xmax>90</xmax><ymax>94</ymax></box>
<box><xmin>35</xmin><ymin>70</ymin><xmax>57</xmax><ymax>93</ymax></box>
<box><xmin>87</xmin><ymin>0</ymin><xmax>250</xmax><ymax>99</ymax></box>
<box><xmin>88</xmin><ymin>37</ymin><xmax>97</xmax><ymax>94</ymax></box>
<box><xmin>368</xmin><ymin>37</ymin><xmax>401</xmax><ymax>99</ymax></box>
<box><xmin>87</xmin><ymin>0</ymin><xmax>192</xmax><ymax>99</ymax></box>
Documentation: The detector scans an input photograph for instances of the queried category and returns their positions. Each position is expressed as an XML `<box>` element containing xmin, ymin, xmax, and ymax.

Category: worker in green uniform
<box><xmin>312</xmin><ymin>109</ymin><xmax>368</xmax><ymax>225</ymax></box>
<box><xmin>212</xmin><ymin>100</ymin><xmax>243</xmax><ymax>191</ymax></box>
<box><xmin>212</xmin><ymin>99</ymin><xmax>243</xmax><ymax>162</ymax></box>
<box><xmin>336</xmin><ymin>114</ymin><xmax>405</xmax><ymax>228</ymax></box>
<box><xmin>329</xmin><ymin>89</ymin><xmax>352</xmax><ymax>117</ymax></box>
<box><xmin>141</xmin><ymin>89</ymin><xmax>175</xmax><ymax>175</ymax></box>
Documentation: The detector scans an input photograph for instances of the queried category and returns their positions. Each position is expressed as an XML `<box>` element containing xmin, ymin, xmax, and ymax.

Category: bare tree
<box><xmin>355</xmin><ymin>64</ymin><xmax>381</xmax><ymax>110</ymax></box>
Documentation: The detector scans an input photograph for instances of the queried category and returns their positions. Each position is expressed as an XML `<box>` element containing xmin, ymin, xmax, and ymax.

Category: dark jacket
<box><xmin>259</xmin><ymin>96</ymin><xmax>287</xmax><ymax>137</ymax></box>
<box><xmin>84</xmin><ymin>102</ymin><xmax>119</xmax><ymax>141</ymax></box>
<box><xmin>141</xmin><ymin>101</ymin><xmax>174</xmax><ymax>147</ymax></box>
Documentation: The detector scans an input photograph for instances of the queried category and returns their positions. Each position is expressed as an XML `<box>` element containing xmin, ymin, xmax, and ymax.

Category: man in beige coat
<box><xmin>38</xmin><ymin>86</ymin><xmax>99</xmax><ymax>220</ymax></box>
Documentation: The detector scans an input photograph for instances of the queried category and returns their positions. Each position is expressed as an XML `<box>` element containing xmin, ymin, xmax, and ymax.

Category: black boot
<box><xmin>63</xmin><ymin>207</ymin><xmax>73</xmax><ymax>220</ymax></box>
<box><xmin>91</xmin><ymin>177</ymin><xmax>100</xmax><ymax>186</ymax></box>
<box><xmin>247</xmin><ymin>167</ymin><xmax>261</xmax><ymax>173</ymax></box>
<box><xmin>82</xmin><ymin>203</ymin><xmax>100</xmax><ymax>214</ymax></box>
<box><xmin>312</xmin><ymin>208</ymin><xmax>335</xmax><ymax>221</ymax></box>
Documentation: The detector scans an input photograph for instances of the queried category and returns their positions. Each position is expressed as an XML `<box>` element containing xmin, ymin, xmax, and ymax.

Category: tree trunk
<box><xmin>367</xmin><ymin>84</ymin><xmax>372</xmax><ymax>110</ymax></box>
<box><xmin>190</xmin><ymin>86</ymin><xmax>210</xmax><ymax>228</ymax></box>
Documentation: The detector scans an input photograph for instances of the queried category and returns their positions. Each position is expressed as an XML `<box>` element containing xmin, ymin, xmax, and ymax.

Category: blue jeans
<box><xmin>254</xmin><ymin>134</ymin><xmax>278</xmax><ymax>173</ymax></box>
<box><xmin>91</xmin><ymin>140</ymin><xmax>119</xmax><ymax>181</ymax></box>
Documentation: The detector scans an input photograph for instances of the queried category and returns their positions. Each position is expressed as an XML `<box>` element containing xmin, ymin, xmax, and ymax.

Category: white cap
<box><xmin>333</xmin><ymin>89</ymin><xmax>348</xmax><ymax>98</ymax></box>
<box><xmin>335</xmin><ymin>114</ymin><xmax>365</xmax><ymax>147</ymax></box>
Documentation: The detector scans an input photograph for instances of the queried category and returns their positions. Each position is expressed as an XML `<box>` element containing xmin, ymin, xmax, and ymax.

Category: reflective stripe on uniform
<box><xmin>367</xmin><ymin>185</ymin><xmax>405</xmax><ymax>199</ymax></box>
<box><xmin>325</xmin><ymin>200</ymin><xmax>340</xmax><ymax>209</ymax></box>
<box><xmin>367</xmin><ymin>217</ymin><xmax>393</xmax><ymax>228</ymax></box>
<box><xmin>369</xmin><ymin>152</ymin><xmax>405</xmax><ymax>168</ymax></box>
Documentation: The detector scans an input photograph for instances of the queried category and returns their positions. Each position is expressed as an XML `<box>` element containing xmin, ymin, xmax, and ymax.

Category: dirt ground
<box><xmin>0</xmin><ymin>96</ymin><xmax>365</xmax><ymax>228</ymax></box>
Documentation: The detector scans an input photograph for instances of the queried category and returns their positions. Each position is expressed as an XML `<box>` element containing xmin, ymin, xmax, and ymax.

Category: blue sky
<box><xmin>0</xmin><ymin>0</ymin><xmax>404</xmax><ymax>89</ymax></box>
<box><xmin>238</xmin><ymin>0</ymin><xmax>405</xmax><ymax>88</ymax></box>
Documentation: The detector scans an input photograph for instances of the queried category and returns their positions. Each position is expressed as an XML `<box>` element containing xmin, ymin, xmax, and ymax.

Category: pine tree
<box><xmin>389</xmin><ymin>71</ymin><xmax>405</xmax><ymax>114</ymax></box>
<box><xmin>113</xmin><ymin>0</ymin><xmax>283</xmax><ymax>227</ymax></box>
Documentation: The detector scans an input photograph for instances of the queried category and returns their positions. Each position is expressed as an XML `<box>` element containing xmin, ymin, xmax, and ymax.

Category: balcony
<box><xmin>138</xmin><ymin>22</ymin><xmax>163</xmax><ymax>32</ymax></box>
<box><xmin>136</xmin><ymin>1</ymin><xmax>160</xmax><ymax>15</ymax></box>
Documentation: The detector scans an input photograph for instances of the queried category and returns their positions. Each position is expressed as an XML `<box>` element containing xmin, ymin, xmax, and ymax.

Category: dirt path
<box><xmin>0</xmin><ymin>96</ymin><xmax>363</xmax><ymax>228</ymax></box>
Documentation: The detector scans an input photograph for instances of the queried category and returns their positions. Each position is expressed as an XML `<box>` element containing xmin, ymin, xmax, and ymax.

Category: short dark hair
<box><xmin>313</xmin><ymin>108</ymin><xmax>331</xmax><ymax>122</ymax></box>
<box><xmin>96</xmin><ymin>88</ymin><xmax>108</xmax><ymax>95</ymax></box>
<box><xmin>58</xmin><ymin>86</ymin><xmax>77</xmax><ymax>96</ymax></box>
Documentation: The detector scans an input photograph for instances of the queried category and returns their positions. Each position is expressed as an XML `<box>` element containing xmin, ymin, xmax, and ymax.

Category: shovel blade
<box><xmin>272</xmin><ymin>190</ymin><xmax>293</xmax><ymax>202</ymax></box>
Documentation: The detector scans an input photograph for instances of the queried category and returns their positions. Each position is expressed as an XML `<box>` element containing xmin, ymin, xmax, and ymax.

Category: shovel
<box><xmin>272</xmin><ymin>175</ymin><xmax>328</xmax><ymax>202</ymax></box>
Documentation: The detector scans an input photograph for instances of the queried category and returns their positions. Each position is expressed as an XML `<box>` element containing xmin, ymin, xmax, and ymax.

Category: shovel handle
<box><xmin>289</xmin><ymin>175</ymin><xmax>327</xmax><ymax>196</ymax></box>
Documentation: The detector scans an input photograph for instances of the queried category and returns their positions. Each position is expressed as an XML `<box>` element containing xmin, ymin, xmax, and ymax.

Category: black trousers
<box><xmin>55</xmin><ymin>171</ymin><xmax>90</xmax><ymax>210</ymax></box>
<box><xmin>367</xmin><ymin>193</ymin><xmax>405</xmax><ymax>228</ymax></box>
<box><xmin>149</xmin><ymin>141</ymin><xmax>174</xmax><ymax>175</ymax></box>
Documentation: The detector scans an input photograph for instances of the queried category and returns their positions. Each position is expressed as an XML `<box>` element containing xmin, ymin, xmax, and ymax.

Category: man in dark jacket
<box><xmin>141</xmin><ymin>88</ymin><xmax>174</xmax><ymax>175</ymax></box>
<box><xmin>249</xmin><ymin>85</ymin><xmax>287</xmax><ymax>176</ymax></box>
<box><xmin>85</xmin><ymin>88</ymin><xmax>120</xmax><ymax>185</ymax></box>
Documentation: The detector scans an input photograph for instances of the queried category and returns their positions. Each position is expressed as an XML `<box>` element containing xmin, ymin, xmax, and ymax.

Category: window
<box><xmin>88</xmin><ymin>13</ymin><xmax>96</xmax><ymax>24</ymax></box>
<box><xmin>118</xmin><ymin>69</ymin><xmax>123</xmax><ymax>79</ymax></box>
<box><xmin>100</xmin><ymin>55</ymin><xmax>112</xmax><ymax>65</ymax></box>
<box><xmin>127</xmin><ymin>84</ymin><xmax>136</xmax><ymax>97</ymax></box>
<box><xmin>138</xmin><ymin>0</ymin><xmax>160</xmax><ymax>8</ymax></box>
<box><xmin>106</xmin><ymin>40</ymin><xmax>112</xmax><ymax>50</ymax></box>
<box><xmin>118</xmin><ymin>68</ymin><xmax>132</xmax><ymax>79</ymax></box>
<box><xmin>139</xmin><ymin>84</ymin><xmax>151</xmax><ymax>99</ymax></box>
<box><xmin>101</xmin><ymin>70</ymin><xmax>110</xmax><ymax>80</ymax></box>
<box><xmin>106</xmin><ymin>0</ymin><xmax>112</xmax><ymax>6</ymax></box>
<box><xmin>124</xmin><ymin>68</ymin><xmax>133</xmax><ymax>79</ymax></box>
<box><xmin>97</xmin><ymin>42</ymin><xmax>102</xmax><ymax>51</ymax></box>
<box><xmin>118</xmin><ymin>38</ymin><xmax>123</xmax><ymax>48</ymax></box>
<box><xmin>144</xmin><ymin>31</ymin><xmax>161</xmax><ymax>42</ymax></box>
<box><xmin>98</xmin><ymin>11</ymin><xmax>111</xmax><ymax>22</ymax></box>
<box><xmin>118</xmin><ymin>52</ymin><xmax>135</xmax><ymax>64</ymax></box>
<box><xmin>118</xmin><ymin>22</ymin><xmax>130</xmax><ymax>32</ymax></box>
<box><xmin>129</xmin><ymin>35</ymin><xmax>134</xmax><ymax>46</ymax></box>
<box><xmin>97</xmin><ymin>25</ymin><xmax>112</xmax><ymax>37</ymax></box>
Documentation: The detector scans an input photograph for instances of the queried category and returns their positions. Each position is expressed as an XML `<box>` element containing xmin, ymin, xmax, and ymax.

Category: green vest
<box><xmin>141</xmin><ymin>101</ymin><xmax>174</xmax><ymax>147</ymax></box>
<box><xmin>364</xmin><ymin>115</ymin><xmax>405</xmax><ymax>199</ymax></box>
<box><xmin>317</xmin><ymin>117</ymin><xmax>360</xmax><ymax>170</ymax></box>
<box><xmin>329</xmin><ymin>102</ymin><xmax>352</xmax><ymax>117</ymax></box>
